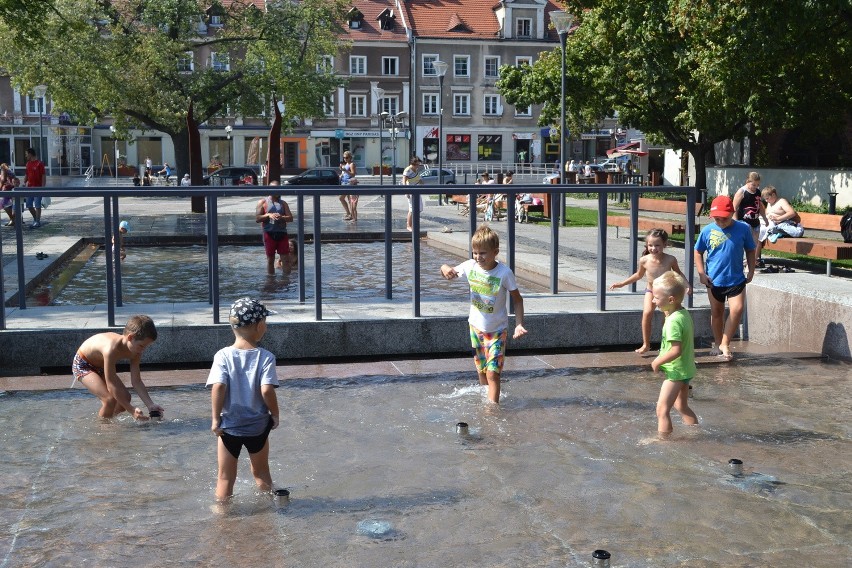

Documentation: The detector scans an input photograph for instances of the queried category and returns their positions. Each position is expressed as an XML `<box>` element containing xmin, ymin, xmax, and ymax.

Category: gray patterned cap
<box><xmin>229</xmin><ymin>297</ymin><xmax>270</xmax><ymax>328</ymax></box>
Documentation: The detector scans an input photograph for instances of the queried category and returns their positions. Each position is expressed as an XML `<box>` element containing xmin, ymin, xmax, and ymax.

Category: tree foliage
<box><xmin>0</xmin><ymin>0</ymin><xmax>349</xmax><ymax>172</ymax></box>
<box><xmin>497</xmin><ymin>0</ymin><xmax>852</xmax><ymax>188</ymax></box>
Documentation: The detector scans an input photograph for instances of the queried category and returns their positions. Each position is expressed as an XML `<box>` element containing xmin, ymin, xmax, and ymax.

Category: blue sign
<box><xmin>334</xmin><ymin>129</ymin><xmax>344</xmax><ymax>139</ymax></box>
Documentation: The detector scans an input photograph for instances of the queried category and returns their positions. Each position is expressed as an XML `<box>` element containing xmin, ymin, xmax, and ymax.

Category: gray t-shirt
<box><xmin>206</xmin><ymin>346</ymin><xmax>279</xmax><ymax>436</ymax></box>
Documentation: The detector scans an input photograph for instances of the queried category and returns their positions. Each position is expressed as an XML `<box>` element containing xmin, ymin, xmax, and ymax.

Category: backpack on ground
<box><xmin>841</xmin><ymin>210</ymin><xmax>852</xmax><ymax>243</ymax></box>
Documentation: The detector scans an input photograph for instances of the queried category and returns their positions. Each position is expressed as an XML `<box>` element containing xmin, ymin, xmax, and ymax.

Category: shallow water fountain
<box><xmin>1</xmin><ymin>358</ymin><xmax>849</xmax><ymax>566</ymax></box>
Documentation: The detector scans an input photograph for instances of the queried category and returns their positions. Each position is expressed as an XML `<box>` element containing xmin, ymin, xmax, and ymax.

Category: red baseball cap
<box><xmin>710</xmin><ymin>195</ymin><xmax>735</xmax><ymax>216</ymax></box>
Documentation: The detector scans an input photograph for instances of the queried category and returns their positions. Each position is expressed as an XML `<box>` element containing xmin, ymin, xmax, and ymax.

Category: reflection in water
<box><xmin>33</xmin><ymin>242</ymin><xmax>548</xmax><ymax>306</ymax></box>
<box><xmin>1</xmin><ymin>361</ymin><xmax>849</xmax><ymax>566</ymax></box>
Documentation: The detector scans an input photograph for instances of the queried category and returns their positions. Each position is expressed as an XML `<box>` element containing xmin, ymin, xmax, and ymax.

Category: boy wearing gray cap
<box><xmin>207</xmin><ymin>297</ymin><xmax>280</xmax><ymax>502</ymax></box>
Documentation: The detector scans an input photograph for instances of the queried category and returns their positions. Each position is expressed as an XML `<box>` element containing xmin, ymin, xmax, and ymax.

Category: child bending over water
<box><xmin>72</xmin><ymin>315</ymin><xmax>162</xmax><ymax>420</ymax></box>
<box><xmin>609</xmin><ymin>228</ymin><xmax>690</xmax><ymax>354</ymax></box>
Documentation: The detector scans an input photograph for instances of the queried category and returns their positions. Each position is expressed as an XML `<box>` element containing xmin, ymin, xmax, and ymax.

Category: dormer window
<box><xmin>377</xmin><ymin>8</ymin><xmax>395</xmax><ymax>31</ymax></box>
<box><xmin>347</xmin><ymin>7</ymin><xmax>363</xmax><ymax>29</ymax></box>
<box><xmin>207</xmin><ymin>3</ymin><xmax>225</xmax><ymax>27</ymax></box>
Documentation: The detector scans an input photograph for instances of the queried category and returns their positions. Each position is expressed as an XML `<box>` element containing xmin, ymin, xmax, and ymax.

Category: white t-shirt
<box><xmin>453</xmin><ymin>259</ymin><xmax>518</xmax><ymax>333</ymax></box>
<box><xmin>206</xmin><ymin>346</ymin><xmax>279</xmax><ymax>436</ymax></box>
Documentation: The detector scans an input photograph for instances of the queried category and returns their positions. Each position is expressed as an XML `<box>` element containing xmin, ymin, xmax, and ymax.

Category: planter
<box><xmin>372</xmin><ymin>166</ymin><xmax>391</xmax><ymax>175</ymax></box>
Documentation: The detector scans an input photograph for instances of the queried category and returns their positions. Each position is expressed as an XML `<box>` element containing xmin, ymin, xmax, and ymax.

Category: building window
<box><xmin>27</xmin><ymin>96</ymin><xmax>46</xmax><ymax>115</ymax></box>
<box><xmin>516</xmin><ymin>56</ymin><xmax>533</xmax><ymax>67</ymax></box>
<box><xmin>453</xmin><ymin>55</ymin><xmax>470</xmax><ymax>77</ymax></box>
<box><xmin>381</xmin><ymin>97</ymin><xmax>398</xmax><ymax>116</ymax></box>
<box><xmin>350</xmin><ymin>56</ymin><xmax>366</xmax><ymax>75</ymax></box>
<box><xmin>422</xmin><ymin>54</ymin><xmax>438</xmax><ymax>76</ymax></box>
<box><xmin>446</xmin><ymin>134</ymin><xmax>471</xmax><ymax>160</ymax></box>
<box><xmin>211</xmin><ymin>52</ymin><xmax>230</xmax><ymax>71</ymax></box>
<box><xmin>177</xmin><ymin>52</ymin><xmax>194</xmax><ymax>72</ymax></box>
<box><xmin>484</xmin><ymin>95</ymin><xmax>500</xmax><ymax>116</ymax></box>
<box><xmin>484</xmin><ymin>56</ymin><xmax>500</xmax><ymax>78</ymax></box>
<box><xmin>453</xmin><ymin>94</ymin><xmax>470</xmax><ymax>116</ymax></box>
<box><xmin>478</xmin><ymin>135</ymin><xmax>502</xmax><ymax>161</ymax></box>
<box><xmin>209</xmin><ymin>15</ymin><xmax>223</xmax><ymax>27</ymax></box>
<box><xmin>516</xmin><ymin>18</ymin><xmax>531</xmax><ymax>38</ymax></box>
<box><xmin>323</xmin><ymin>95</ymin><xmax>334</xmax><ymax>116</ymax></box>
<box><xmin>515</xmin><ymin>104</ymin><xmax>532</xmax><ymax>117</ymax></box>
<box><xmin>350</xmin><ymin>95</ymin><xmax>366</xmax><ymax>117</ymax></box>
<box><xmin>382</xmin><ymin>57</ymin><xmax>398</xmax><ymax>76</ymax></box>
<box><xmin>423</xmin><ymin>94</ymin><xmax>438</xmax><ymax>115</ymax></box>
<box><xmin>318</xmin><ymin>56</ymin><xmax>334</xmax><ymax>73</ymax></box>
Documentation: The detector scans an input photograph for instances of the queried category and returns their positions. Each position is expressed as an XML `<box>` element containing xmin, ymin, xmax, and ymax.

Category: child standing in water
<box><xmin>650</xmin><ymin>271</ymin><xmax>698</xmax><ymax>438</ymax></box>
<box><xmin>207</xmin><ymin>297</ymin><xmax>280</xmax><ymax>502</ymax></box>
<box><xmin>609</xmin><ymin>229</ymin><xmax>690</xmax><ymax>354</ymax></box>
<box><xmin>440</xmin><ymin>225</ymin><xmax>528</xmax><ymax>404</ymax></box>
<box><xmin>72</xmin><ymin>315</ymin><xmax>163</xmax><ymax>420</ymax></box>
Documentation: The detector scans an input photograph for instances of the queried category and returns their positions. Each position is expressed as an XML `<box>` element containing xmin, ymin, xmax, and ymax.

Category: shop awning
<box><xmin>607</xmin><ymin>141</ymin><xmax>648</xmax><ymax>158</ymax></box>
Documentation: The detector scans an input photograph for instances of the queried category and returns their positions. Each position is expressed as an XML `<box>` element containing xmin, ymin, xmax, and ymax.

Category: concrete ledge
<box><xmin>0</xmin><ymin>309</ymin><xmax>715</xmax><ymax>376</ymax></box>
<box><xmin>746</xmin><ymin>272</ymin><xmax>852</xmax><ymax>360</ymax></box>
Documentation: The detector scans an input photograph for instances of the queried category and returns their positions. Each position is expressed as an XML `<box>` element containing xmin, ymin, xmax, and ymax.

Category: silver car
<box><xmin>418</xmin><ymin>168</ymin><xmax>456</xmax><ymax>185</ymax></box>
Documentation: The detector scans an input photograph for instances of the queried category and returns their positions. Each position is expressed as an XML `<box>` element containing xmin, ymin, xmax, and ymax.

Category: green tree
<box><xmin>0</xmin><ymin>0</ymin><xmax>348</xmax><ymax>176</ymax></box>
<box><xmin>497</xmin><ymin>0</ymin><xmax>851</xmax><ymax>190</ymax></box>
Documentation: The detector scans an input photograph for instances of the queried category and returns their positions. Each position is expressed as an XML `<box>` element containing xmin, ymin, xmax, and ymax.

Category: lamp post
<box><xmin>433</xmin><ymin>60</ymin><xmax>448</xmax><ymax>202</ymax></box>
<box><xmin>373</xmin><ymin>86</ymin><xmax>385</xmax><ymax>185</ymax></box>
<box><xmin>551</xmin><ymin>10</ymin><xmax>573</xmax><ymax>227</ymax></box>
<box><xmin>378</xmin><ymin>111</ymin><xmax>389</xmax><ymax>185</ymax></box>
<box><xmin>225</xmin><ymin>125</ymin><xmax>232</xmax><ymax>166</ymax></box>
<box><xmin>389</xmin><ymin>112</ymin><xmax>407</xmax><ymax>185</ymax></box>
<box><xmin>33</xmin><ymin>85</ymin><xmax>47</xmax><ymax>164</ymax></box>
<box><xmin>109</xmin><ymin>125</ymin><xmax>118</xmax><ymax>184</ymax></box>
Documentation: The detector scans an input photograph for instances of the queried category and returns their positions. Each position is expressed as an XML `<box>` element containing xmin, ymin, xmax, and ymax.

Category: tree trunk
<box><xmin>266</xmin><ymin>99</ymin><xmax>281</xmax><ymax>185</ymax></box>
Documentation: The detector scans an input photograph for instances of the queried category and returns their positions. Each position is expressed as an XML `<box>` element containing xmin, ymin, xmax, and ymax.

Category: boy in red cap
<box><xmin>694</xmin><ymin>195</ymin><xmax>756</xmax><ymax>360</ymax></box>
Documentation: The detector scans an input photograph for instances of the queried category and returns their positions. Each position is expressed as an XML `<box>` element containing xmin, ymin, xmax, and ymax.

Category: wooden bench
<box><xmin>607</xmin><ymin>197</ymin><xmax>702</xmax><ymax>237</ymax></box>
<box><xmin>762</xmin><ymin>211</ymin><xmax>852</xmax><ymax>275</ymax></box>
<box><xmin>450</xmin><ymin>194</ymin><xmax>508</xmax><ymax>220</ymax></box>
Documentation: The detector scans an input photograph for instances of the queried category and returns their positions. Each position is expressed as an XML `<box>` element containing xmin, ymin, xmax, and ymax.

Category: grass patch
<box><xmin>526</xmin><ymin>206</ymin><xmax>599</xmax><ymax>227</ymax></box>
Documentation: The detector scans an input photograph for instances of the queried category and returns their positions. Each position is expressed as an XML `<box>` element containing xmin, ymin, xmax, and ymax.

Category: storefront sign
<box><xmin>310</xmin><ymin>130</ymin><xmax>381</xmax><ymax>138</ymax></box>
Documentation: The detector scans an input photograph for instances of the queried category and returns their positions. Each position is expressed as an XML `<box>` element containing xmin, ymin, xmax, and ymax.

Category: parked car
<box><xmin>204</xmin><ymin>166</ymin><xmax>260</xmax><ymax>186</ymax></box>
<box><xmin>283</xmin><ymin>168</ymin><xmax>341</xmax><ymax>185</ymax></box>
<box><xmin>419</xmin><ymin>168</ymin><xmax>456</xmax><ymax>185</ymax></box>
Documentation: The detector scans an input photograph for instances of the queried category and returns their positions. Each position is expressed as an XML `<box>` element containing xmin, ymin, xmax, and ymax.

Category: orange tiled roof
<box><xmin>340</xmin><ymin>0</ymin><xmax>409</xmax><ymax>41</ymax></box>
<box><xmin>400</xmin><ymin>0</ymin><xmax>564</xmax><ymax>41</ymax></box>
<box><xmin>401</xmin><ymin>0</ymin><xmax>499</xmax><ymax>39</ymax></box>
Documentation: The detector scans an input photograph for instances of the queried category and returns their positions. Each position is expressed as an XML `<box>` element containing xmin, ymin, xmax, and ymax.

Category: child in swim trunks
<box><xmin>650</xmin><ymin>271</ymin><xmax>698</xmax><ymax>439</ymax></box>
<box><xmin>207</xmin><ymin>297</ymin><xmax>280</xmax><ymax>502</ymax></box>
<box><xmin>609</xmin><ymin>229</ymin><xmax>690</xmax><ymax>354</ymax></box>
<box><xmin>72</xmin><ymin>314</ymin><xmax>162</xmax><ymax>420</ymax></box>
<box><xmin>440</xmin><ymin>225</ymin><xmax>528</xmax><ymax>404</ymax></box>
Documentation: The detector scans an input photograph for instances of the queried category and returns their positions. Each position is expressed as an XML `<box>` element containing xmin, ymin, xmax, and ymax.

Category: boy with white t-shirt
<box><xmin>207</xmin><ymin>297</ymin><xmax>280</xmax><ymax>502</ymax></box>
<box><xmin>440</xmin><ymin>225</ymin><xmax>528</xmax><ymax>404</ymax></box>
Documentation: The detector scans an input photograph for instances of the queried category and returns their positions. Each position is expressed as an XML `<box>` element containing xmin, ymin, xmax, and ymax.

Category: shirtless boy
<box><xmin>72</xmin><ymin>315</ymin><xmax>163</xmax><ymax>420</ymax></box>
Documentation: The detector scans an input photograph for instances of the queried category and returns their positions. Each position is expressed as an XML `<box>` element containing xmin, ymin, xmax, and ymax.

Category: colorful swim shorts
<box><xmin>72</xmin><ymin>351</ymin><xmax>105</xmax><ymax>385</ymax></box>
<box><xmin>469</xmin><ymin>325</ymin><xmax>508</xmax><ymax>375</ymax></box>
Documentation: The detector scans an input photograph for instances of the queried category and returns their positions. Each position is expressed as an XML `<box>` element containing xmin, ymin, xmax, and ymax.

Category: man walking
<box><xmin>24</xmin><ymin>147</ymin><xmax>46</xmax><ymax>228</ymax></box>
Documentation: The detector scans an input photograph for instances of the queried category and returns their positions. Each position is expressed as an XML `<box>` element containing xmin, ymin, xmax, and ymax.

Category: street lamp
<box><xmin>225</xmin><ymin>125</ymin><xmax>232</xmax><ymax>166</ymax></box>
<box><xmin>109</xmin><ymin>124</ymin><xmax>118</xmax><ymax>184</ymax></box>
<box><xmin>379</xmin><ymin>111</ymin><xmax>389</xmax><ymax>186</ymax></box>
<box><xmin>33</xmin><ymin>85</ymin><xmax>47</xmax><ymax>163</ymax></box>
<box><xmin>388</xmin><ymin>111</ymin><xmax>407</xmax><ymax>185</ymax></box>
<box><xmin>374</xmin><ymin>85</ymin><xmax>386</xmax><ymax>185</ymax></box>
<box><xmin>551</xmin><ymin>10</ymin><xmax>574</xmax><ymax>227</ymax></box>
<box><xmin>432</xmin><ymin>60</ymin><xmax>448</xmax><ymax>200</ymax></box>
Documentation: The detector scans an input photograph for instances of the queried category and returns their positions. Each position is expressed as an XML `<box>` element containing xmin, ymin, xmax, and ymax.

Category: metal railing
<box><xmin>0</xmin><ymin>184</ymin><xmax>699</xmax><ymax>330</ymax></box>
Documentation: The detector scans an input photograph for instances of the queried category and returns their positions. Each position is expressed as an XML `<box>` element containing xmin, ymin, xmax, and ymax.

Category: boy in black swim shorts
<box><xmin>207</xmin><ymin>297</ymin><xmax>280</xmax><ymax>502</ymax></box>
<box><xmin>694</xmin><ymin>196</ymin><xmax>756</xmax><ymax>360</ymax></box>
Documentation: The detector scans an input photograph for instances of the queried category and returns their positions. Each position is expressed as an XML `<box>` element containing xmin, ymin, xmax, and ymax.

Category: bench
<box><xmin>450</xmin><ymin>194</ymin><xmax>508</xmax><ymax>220</ymax></box>
<box><xmin>607</xmin><ymin>197</ymin><xmax>702</xmax><ymax>237</ymax></box>
<box><xmin>762</xmin><ymin>211</ymin><xmax>852</xmax><ymax>275</ymax></box>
